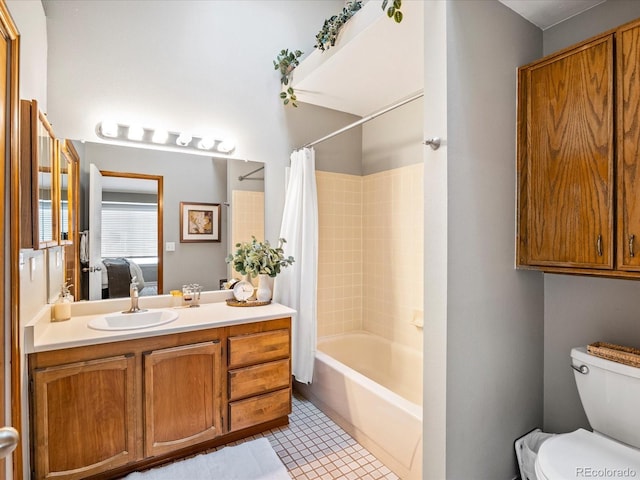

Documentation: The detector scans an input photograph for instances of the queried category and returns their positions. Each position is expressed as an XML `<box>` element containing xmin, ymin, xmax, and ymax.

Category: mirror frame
<box><xmin>19</xmin><ymin>99</ymin><xmax>58</xmax><ymax>249</ymax></box>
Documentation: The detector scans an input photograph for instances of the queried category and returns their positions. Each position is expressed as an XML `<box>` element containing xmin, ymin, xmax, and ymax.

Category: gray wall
<box><xmin>445</xmin><ymin>2</ymin><xmax>543</xmax><ymax>478</ymax></box>
<box><xmin>362</xmin><ymin>97</ymin><xmax>422</xmax><ymax>175</ymax></box>
<box><xmin>542</xmin><ymin>1</ymin><xmax>640</xmax><ymax>435</ymax></box>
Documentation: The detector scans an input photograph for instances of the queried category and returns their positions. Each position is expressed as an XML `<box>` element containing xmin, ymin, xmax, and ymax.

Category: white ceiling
<box><xmin>498</xmin><ymin>0</ymin><xmax>607</xmax><ymax>30</ymax></box>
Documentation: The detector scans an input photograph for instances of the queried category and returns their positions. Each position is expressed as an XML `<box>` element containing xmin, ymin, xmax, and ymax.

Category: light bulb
<box><xmin>176</xmin><ymin>133</ymin><xmax>192</xmax><ymax>147</ymax></box>
<box><xmin>198</xmin><ymin>137</ymin><xmax>215</xmax><ymax>150</ymax></box>
<box><xmin>151</xmin><ymin>129</ymin><xmax>168</xmax><ymax>144</ymax></box>
<box><xmin>100</xmin><ymin>121</ymin><xmax>119</xmax><ymax>138</ymax></box>
<box><xmin>217</xmin><ymin>139</ymin><xmax>236</xmax><ymax>153</ymax></box>
<box><xmin>128</xmin><ymin>125</ymin><xmax>144</xmax><ymax>141</ymax></box>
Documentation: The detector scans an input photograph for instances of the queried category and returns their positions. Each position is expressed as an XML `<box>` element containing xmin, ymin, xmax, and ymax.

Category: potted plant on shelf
<box><xmin>274</xmin><ymin>49</ymin><xmax>303</xmax><ymax>107</ymax></box>
<box><xmin>226</xmin><ymin>236</ymin><xmax>295</xmax><ymax>302</ymax></box>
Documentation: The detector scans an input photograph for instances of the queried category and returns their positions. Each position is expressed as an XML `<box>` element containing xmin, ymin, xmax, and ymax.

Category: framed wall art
<box><xmin>179</xmin><ymin>202</ymin><xmax>221</xmax><ymax>243</ymax></box>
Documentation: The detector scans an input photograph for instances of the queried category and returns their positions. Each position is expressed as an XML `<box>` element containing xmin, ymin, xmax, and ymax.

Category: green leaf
<box><xmin>394</xmin><ymin>10</ymin><xmax>403</xmax><ymax>22</ymax></box>
<box><xmin>287</xmin><ymin>87</ymin><xmax>294</xmax><ymax>94</ymax></box>
<box><xmin>387</xmin><ymin>6</ymin><xmax>395</xmax><ymax>17</ymax></box>
<box><xmin>280</xmin><ymin>92</ymin><xmax>287</xmax><ymax>99</ymax></box>
<box><xmin>290</xmin><ymin>94</ymin><xmax>297</xmax><ymax>101</ymax></box>
<box><xmin>393</xmin><ymin>0</ymin><xmax>401</xmax><ymax>9</ymax></box>
<box><xmin>381</xmin><ymin>0</ymin><xmax>388</xmax><ymax>10</ymax></box>
<box><xmin>283</xmin><ymin>76</ymin><xmax>289</xmax><ymax>86</ymax></box>
<box><xmin>284</xmin><ymin>98</ymin><xmax>289</xmax><ymax>105</ymax></box>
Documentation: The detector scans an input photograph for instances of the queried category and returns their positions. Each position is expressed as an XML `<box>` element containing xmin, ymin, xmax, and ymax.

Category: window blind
<box><xmin>101</xmin><ymin>201</ymin><xmax>157</xmax><ymax>258</ymax></box>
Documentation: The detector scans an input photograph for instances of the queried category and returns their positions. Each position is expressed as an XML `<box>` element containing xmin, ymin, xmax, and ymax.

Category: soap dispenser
<box><xmin>52</xmin><ymin>283</ymin><xmax>73</xmax><ymax>322</ymax></box>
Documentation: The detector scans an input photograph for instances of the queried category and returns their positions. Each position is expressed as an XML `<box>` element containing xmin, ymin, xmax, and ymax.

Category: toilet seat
<box><xmin>535</xmin><ymin>428</ymin><xmax>640</xmax><ymax>480</ymax></box>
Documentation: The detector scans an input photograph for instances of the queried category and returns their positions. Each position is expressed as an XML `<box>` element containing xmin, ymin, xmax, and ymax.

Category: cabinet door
<box><xmin>143</xmin><ymin>341</ymin><xmax>222</xmax><ymax>458</ymax></box>
<box><xmin>32</xmin><ymin>355</ymin><xmax>136</xmax><ymax>480</ymax></box>
<box><xmin>525</xmin><ymin>36</ymin><xmax>614</xmax><ymax>268</ymax></box>
<box><xmin>617</xmin><ymin>21</ymin><xmax>640</xmax><ymax>270</ymax></box>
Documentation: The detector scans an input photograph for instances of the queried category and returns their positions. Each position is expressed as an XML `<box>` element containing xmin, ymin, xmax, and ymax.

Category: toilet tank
<box><xmin>572</xmin><ymin>347</ymin><xmax>640</xmax><ymax>448</ymax></box>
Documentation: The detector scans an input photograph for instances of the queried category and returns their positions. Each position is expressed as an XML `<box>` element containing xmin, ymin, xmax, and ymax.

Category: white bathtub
<box><xmin>296</xmin><ymin>332</ymin><xmax>423</xmax><ymax>480</ymax></box>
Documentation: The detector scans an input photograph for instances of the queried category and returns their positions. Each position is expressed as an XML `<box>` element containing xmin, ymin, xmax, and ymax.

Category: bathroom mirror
<box><xmin>56</xmin><ymin>140</ymin><xmax>265</xmax><ymax>302</ymax></box>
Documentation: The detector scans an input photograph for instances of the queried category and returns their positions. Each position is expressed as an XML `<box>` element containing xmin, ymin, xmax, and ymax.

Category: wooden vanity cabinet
<box><xmin>517</xmin><ymin>18</ymin><xmax>640</xmax><ymax>277</ymax></box>
<box><xmin>31</xmin><ymin>354</ymin><xmax>137</xmax><ymax>480</ymax></box>
<box><xmin>227</xmin><ymin>319</ymin><xmax>292</xmax><ymax>432</ymax></box>
<box><xmin>29</xmin><ymin>317</ymin><xmax>292</xmax><ymax>480</ymax></box>
<box><xmin>143</xmin><ymin>341</ymin><xmax>222</xmax><ymax>457</ymax></box>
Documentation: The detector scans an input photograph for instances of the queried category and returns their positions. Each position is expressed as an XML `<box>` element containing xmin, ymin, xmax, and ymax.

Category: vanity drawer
<box><xmin>228</xmin><ymin>388</ymin><xmax>291</xmax><ymax>432</ymax></box>
<box><xmin>227</xmin><ymin>329</ymin><xmax>290</xmax><ymax>368</ymax></box>
<box><xmin>228</xmin><ymin>358</ymin><xmax>290</xmax><ymax>401</ymax></box>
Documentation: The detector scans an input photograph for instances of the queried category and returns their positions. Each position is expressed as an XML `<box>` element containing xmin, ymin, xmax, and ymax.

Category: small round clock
<box><xmin>233</xmin><ymin>279</ymin><xmax>254</xmax><ymax>301</ymax></box>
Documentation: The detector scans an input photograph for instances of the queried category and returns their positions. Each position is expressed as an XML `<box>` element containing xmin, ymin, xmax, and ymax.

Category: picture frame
<box><xmin>179</xmin><ymin>202</ymin><xmax>221</xmax><ymax>243</ymax></box>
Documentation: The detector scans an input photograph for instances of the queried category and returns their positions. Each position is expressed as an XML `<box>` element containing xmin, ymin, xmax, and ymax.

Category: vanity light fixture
<box><xmin>96</xmin><ymin>120</ymin><xmax>237</xmax><ymax>155</ymax></box>
<box><xmin>176</xmin><ymin>133</ymin><xmax>192</xmax><ymax>147</ymax></box>
<box><xmin>218</xmin><ymin>139</ymin><xmax>236</xmax><ymax>153</ymax></box>
<box><xmin>127</xmin><ymin>124</ymin><xmax>144</xmax><ymax>141</ymax></box>
<box><xmin>197</xmin><ymin>137</ymin><xmax>215</xmax><ymax>150</ymax></box>
<box><xmin>100</xmin><ymin>121</ymin><xmax>119</xmax><ymax>138</ymax></box>
<box><xmin>151</xmin><ymin>129</ymin><xmax>168</xmax><ymax>144</ymax></box>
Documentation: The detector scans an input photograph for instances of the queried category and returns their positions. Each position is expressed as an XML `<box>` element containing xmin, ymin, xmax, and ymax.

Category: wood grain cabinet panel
<box><xmin>143</xmin><ymin>341</ymin><xmax>222</xmax><ymax>458</ymax></box>
<box><xmin>32</xmin><ymin>355</ymin><xmax>136</xmax><ymax>480</ymax></box>
<box><xmin>229</xmin><ymin>389</ymin><xmax>291</xmax><ymax>432</ymax></box>
<box><xmin>228</xmin><ymin>358</ymin><xmax>290</xmax><ymax>401</ymax></box>
<box><xmin>617</xmin><ymin>22</ymin><xmax>640</xmax><ymax>270</ymax></box>
<box><xmin>227</xmin><ymin>329</ymin><xmax>290</xmax><ymax>368</ymax></box>
<box><xmin>525</xmin><ymin>35</ymin><xmax>614</xmax><ymax>268</ymax></box>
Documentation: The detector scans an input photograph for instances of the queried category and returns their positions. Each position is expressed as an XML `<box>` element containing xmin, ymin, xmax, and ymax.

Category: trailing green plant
<box><xmin>274</xmin><ymin>49</ymin><xmax>303</xmax><ymax>107</ymax></box>
<box><xmin>226</xmin><ymin>236</ymin><xmax>295</xmax><ymax>278</ymax></box>
<box><xmin>314</xmin><ymin>0</ymin><xmax>362</xmax><ymax>52</ymax></box>
<box><xmin>382</xmin><ymin>0</ymin><xmax>404</xmax><ymax>23</ymax></box>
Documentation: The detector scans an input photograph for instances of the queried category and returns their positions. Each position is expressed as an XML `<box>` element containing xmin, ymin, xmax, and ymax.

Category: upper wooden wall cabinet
<box><xmin>517</xmin><ymin>18</ymin><xmax>640</xmax><ymax>278</ymax></box>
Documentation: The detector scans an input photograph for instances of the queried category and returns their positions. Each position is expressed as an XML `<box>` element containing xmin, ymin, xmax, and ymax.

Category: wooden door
<box><xmin>525</xmin><ymin>35</ymin><xmax>614</xmax><ymax>268</ymax></box>
<box><xmin>32</xmin><ymin>355</ymin><xmax>137</xmax><ymax>480</ymax></box>
<box><xmin>0</xmin><ymin>1</ymin><xmax>21</xmax><ymax>479</ymax></box>
<box><xmin>143</xmin><ymin>341</ymin><xmax>222</xmax><ymax>458</ymax></box>
<box><xmin>617</xmin><ymin>20</ymin><xmax>640</xmax><ymax>270</ymax></box>
<box><xmin>88</xmin><ymin>163</ymin><xmax>103</xmax><ymax>300</ymax></box>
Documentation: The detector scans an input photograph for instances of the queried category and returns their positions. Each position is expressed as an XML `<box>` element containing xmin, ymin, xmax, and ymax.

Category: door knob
<box><xmin>0</xmin><ymin>427</ymin><xmax>19</xmax><ymax>458</ymax></box>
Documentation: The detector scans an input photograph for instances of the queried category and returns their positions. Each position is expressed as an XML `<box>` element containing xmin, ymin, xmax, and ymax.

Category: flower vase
<box><xmin>256</xmin><ymin>274</ymin><xmax>272</xmax><ymax>302</ymax></box>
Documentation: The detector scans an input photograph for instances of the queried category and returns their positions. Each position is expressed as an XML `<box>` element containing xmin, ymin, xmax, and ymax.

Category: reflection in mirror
<box><xmin>59</xmin><ymin>141</ymin><xmax>264</xmax><ymax>302</ymax></box>
<box><xmin>36</xmin><ymin>109</ymin><xmax>56</xmax><ymax>248</ymax></box>
<box><xmin>88</xmin><ymin>171</ymin><xmax>162</xmax><ymax>301</ymax></box>
<box><xmin>59</xmin><ymin>140</ymin><xmax>80</xmax><ymax>299</ymax></box>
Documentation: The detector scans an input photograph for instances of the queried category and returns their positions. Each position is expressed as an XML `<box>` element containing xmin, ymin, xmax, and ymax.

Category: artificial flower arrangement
<box><xmin>226</xmin><ymin>236</ymin><xmax>295</xmax><ymax>278</ymax></box>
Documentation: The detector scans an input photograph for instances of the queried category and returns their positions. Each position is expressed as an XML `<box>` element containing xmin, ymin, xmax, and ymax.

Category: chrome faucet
<box><xmin>123</xmin><ymin>276</ymin><xmax>147</xmax><ymax>314</ymax></box>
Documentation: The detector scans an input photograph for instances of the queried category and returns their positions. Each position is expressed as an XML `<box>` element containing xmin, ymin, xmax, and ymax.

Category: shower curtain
<box><xmin>273</xmin><ymin>147</ymin><xmax>318</xmax><ymax>384</ymax></box>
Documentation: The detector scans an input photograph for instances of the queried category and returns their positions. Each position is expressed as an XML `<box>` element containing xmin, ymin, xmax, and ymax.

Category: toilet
<box><xmin>535</xmin><ymin>347</ymin><xmax>640</xmax><ymax>479</ymax></box>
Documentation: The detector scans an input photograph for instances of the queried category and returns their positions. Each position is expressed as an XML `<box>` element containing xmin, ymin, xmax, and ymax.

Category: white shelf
<box><xmin>292</xmin><ymin>0</ymin><xmax>424</xmax><ymax>117</ymax></box>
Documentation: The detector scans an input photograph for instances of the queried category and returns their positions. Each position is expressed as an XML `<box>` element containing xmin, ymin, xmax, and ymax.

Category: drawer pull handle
<box><xmin>630</xmin><ymin>234</ymin><xmax>636</xmax><ymax>258</ymax></box>
<box><xmin>597</xmin><ymin>234</ymin><xmax>603</xmax><ymax>257</ymax></box>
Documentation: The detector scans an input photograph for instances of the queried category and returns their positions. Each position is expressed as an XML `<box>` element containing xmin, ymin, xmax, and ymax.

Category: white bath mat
<box><xmin>123</xmin><ymin>438</ymin><xmax>290</xmax><ymax>480</ymax></box>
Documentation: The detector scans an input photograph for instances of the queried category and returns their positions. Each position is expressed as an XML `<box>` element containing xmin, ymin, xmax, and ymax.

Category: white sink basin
<box><xmin>87</xmin><ymin>309</ymin><xmax>179</xmax><ymax>331</ymax></box>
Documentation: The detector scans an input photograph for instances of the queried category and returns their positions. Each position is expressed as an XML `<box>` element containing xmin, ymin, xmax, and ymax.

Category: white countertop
<box><xmin>25</xmin><ymin>295</ymin><xmax>296</xmax><ymax>354</ymax></box>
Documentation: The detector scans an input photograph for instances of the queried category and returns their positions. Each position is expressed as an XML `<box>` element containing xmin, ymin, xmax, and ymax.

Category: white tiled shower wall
<box><xmin>316</xmin><ymin>163</ymin><xmax>424</xmax><ymax>350</ymax></box>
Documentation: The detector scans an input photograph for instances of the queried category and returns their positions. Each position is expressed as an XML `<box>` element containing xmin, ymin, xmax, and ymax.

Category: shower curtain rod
<box><xmin>238</xmin><ymin>165</ymin><xmax>265</xmax><ymax>181</ymax></box>
<box><xmin>300</xmin><ymin>91</ymin><xmax>424</xmax><ymax>149</ymax></box>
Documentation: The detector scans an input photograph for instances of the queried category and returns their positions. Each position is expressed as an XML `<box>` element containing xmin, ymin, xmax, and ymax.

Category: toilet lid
<box><xmin>536</xmin><ymin>429</ymin><xmax>640</xmax><ymax>480</ymax></box>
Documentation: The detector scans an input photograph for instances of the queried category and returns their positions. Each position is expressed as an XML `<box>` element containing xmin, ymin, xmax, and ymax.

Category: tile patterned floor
<box><xmin>237</xmin><ymin>392</ymin><xmax>401</xmax><ymax>479</ymax></box>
